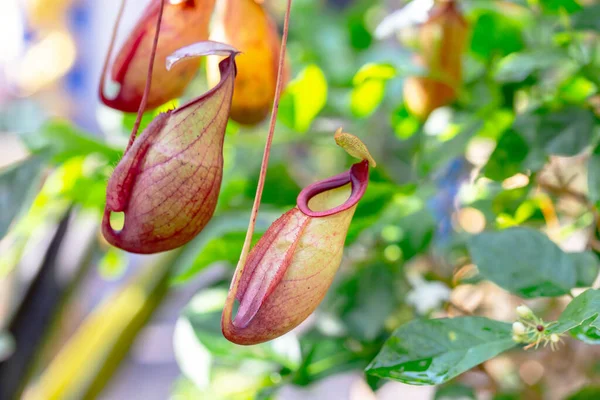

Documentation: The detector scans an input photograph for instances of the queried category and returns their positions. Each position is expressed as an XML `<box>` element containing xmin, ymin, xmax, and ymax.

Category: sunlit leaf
<box><xmin>279</xmin><ymin>65</ymin><xmax>327</xmax><ymax>133</ymax></box>
<box><xmin>541</xmin><ymin>0</ymin><xmax>581</xmax><ymax>14</ymax></box>
<box><xmin>351</xmin><ymin>80</ymin><xmax>387</xmax><ymax>118</ymax></box>
<box><xmin>470</xmin><ymin>11</ymin><xmax>525</xmax><ymax>60</ymax></box>
<box><xmin>366</xmin><ymin>317</ymin><xmax>515</xmax><ymax>385</ymax></box>
<box><xmin>350</xmin><ymin>63</ymin><xmax>396</xmax><ymax>118</ymax></box>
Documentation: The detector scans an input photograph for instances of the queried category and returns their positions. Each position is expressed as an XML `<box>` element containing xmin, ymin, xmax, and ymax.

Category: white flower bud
<box><xmin>512</xmin><ymin>334</ymin><xmax>523</xmax><ymax>343</ymax></box>
<box><xmin>516</xmin><ymin>305</ymin><xmax>534</xmax><ymax>319</ymax></box>
<box><xmin>550</xmin><ymin>333</ymin><xmax>560</xmax><ymax>343</ymax></box>
<box><xmin>512</xmin><ymin>321</ymin><xmax>526</xmax><ymax>336</ymax></box>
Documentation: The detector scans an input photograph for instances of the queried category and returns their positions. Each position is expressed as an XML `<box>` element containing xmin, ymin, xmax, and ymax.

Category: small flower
<box><xmin>547</xmin><ymin>333</ymin><xmax>563</xmax><ymax>351</ymax></box>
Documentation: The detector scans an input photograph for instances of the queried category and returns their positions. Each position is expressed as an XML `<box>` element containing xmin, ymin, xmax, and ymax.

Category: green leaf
<box><xmin>467</xmin><ymin>227</ymin><xmax>577</xmax><ymax>298</ymax></box>
<box><xmin>491</xmin><ymin>186</ymin><xmax>530</xmax><ymax>216</ymax></box>
<box><xmin>279</xmin><ymin>65</ymin><xmax>328</xmax><ymax>133</ymax></box>
<box><xmin>366</xmin><ymin>317</ymin><xmax>516</xmax><ymax>385</ymax></box>
<box><xmin>121</xmin><ymin>111</ymin><xmax>155</xmax><ymax>134</ymax></box>
<box><xmin>470</xmin><ymin>11</ymin><xmax>525</xmax><ymax>60</ymax></box>
<box><xmin>567</xmin><ymin>386</ymin><xmax>600</xmax><ymax>400</ymax></box>
<box><xmin>350</xmin><ymin>63</ymin><xmax>396</xmax><ymax>118</ymax></box>
<box><xmin>0</xmin><ymin>155</ymin><xmax>46</xmax><ymax>238</ymax></box>
<box><xmin>391</xmin><ymin>105</ymin><xmax>420</xmax><ymax>140</ymax></box>
<box><xmin>176</xmin><ymin>288</ymin><xmax>301</xmax><ymax>369</ymax></box>
<box><xmin>21</xmin><ymin>120</ymin><xmax>122</xmax><ymax>164</ymax></box>
<box><xmin>351</xmin><ymin>80</ymin><xmax>387</xmax><ymax>118</ymax></box>
<box><xmin>495</xmin><ymin>50</ymin><xmax>565</xmax><ymax>83</ymax></box>
<box><xmin>172</xmin><ymin>211</ymin><xmax>281</xmax><ymax>283</ymax></box>
<box><xmin>587</xmin><ymin>142</ymin><xmax>600</xmax><ymax>206</ymax></box>
<box><xmin>397</xmin><ymin>209</ymin><xmax>436</xmax><ymax>260</ymax></box>
<box><xmin>245</xmin><ymin>163</ymin><xmax>300</xmax><ymax>207</ymax></box>
<box><xmin>294</xmin><ymin>334</ymin><xmax>374</xmax><ymax>386</ymax></box>
<box><xmin>332</xmin><ymin>263</ymin><xmax>396</xmax><ymax>341</ymax></box>
<box><xmin>572</xmin><ymin>4</ymin><xmax>600</xmax><ymax>31</ymax></box>
<box><xmin>514</xmin><ymin>108</ymin><xmax>595</xmax><ymax>159</ymax></box>
<box><xmin>559</xmin><ymin>76</ymin><xmax>596</xmax><ymax>104</ymax></box>
<box><xmin>483</xmin><ymin>129</ymin><xmax>528</xmax><ymax>181</ymax></box>
<box><xmin>552</xmin><ymin>289</ymin><xmax>600</xmax><ymax>335</ymax></box>
<box><xmin>346</xmin><ymin>181</ymin><xmax>398</xmax><ymax>244</ymax></box>
<box><xmin>569</xmin><ymin>324</ymin><xmax>600</xmax><ymax>345</ymax></box>
<box><xmin>568</xmin><ymin>251</ymin><xmax>600</xmax><ymax>287</ymax></box>
<box><xmin>538</xmin><ymin>108</ymin><xmax>595</xmax><ymax>157</ymax></box>
<box><xmin>435</xmin><ymin>383</ymin><xmax>476</xmax><ymax>400</ymax></box>
<box><xmin>541</xmin><ymin>0</ymin><xmax>581</xmax><ymax>14</ymax></box>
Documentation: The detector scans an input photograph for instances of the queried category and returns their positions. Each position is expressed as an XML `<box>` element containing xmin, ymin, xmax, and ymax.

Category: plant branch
<box><xmin>536</xmin><ymin>180</ymin><xmax>589</xmax><ymax>206</ymax></box>
<box><xmin>125</xmin><ymin>0</ymin><xmax>166</xmax><ymax>153</ymax></box>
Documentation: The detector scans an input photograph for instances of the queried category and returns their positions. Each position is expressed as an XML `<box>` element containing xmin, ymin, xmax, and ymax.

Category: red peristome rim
<box><xmin>297</xmin><ymin>160</ymin><xmax>369</xmax><ymax>218</ymax></box>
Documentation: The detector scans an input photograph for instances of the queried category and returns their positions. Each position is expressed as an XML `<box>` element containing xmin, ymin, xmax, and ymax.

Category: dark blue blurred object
<box><xmin>426</xmin><ymin>157</ymin><xmax>472</xmax><ymax>243</ymax></box>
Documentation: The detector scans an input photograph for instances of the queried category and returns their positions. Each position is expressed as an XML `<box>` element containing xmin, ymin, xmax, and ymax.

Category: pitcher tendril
<box><xmin>233</xmin><ymin>0</ymin><xmax>293</xmax><ymax>280</ymax></box>
<box><xmin>126</xmin><ymin>0</ymin><xmax>165</xmax><ymax>153</ymax></box>
<box><xmin>222</xmin><ymin>129</ymin><xmax>375</xmax><ymax>344</ymax></box>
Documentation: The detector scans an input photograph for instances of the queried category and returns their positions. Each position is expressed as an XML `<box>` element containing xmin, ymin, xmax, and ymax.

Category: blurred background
<box><xmin>1</xmin><ymin>0</ymin><xmax>600</xmax><ymax>399</ymax></box>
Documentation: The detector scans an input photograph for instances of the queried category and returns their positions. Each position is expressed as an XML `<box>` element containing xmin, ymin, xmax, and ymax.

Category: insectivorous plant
<box><xmin>100</xmin><ymin>0</ymin><xmax>239</xmax><ymax>254</ymax></box>
<box><xmin>512</xmin><ymin>305</ymin><xmax>564</xmax><ymax>351</ymax></box>
<box><xmin>101</xmin><ymin>41</ymin><xmax>238</xmax><ymax>254</ymax></box>
<box><xmin>404</xmin><ymin>0</ymin><xmax>468</xmax><ymax>120</ymax></box>
<box><xmin>100</xmin><ymin>0</ymin><xmax>216</xmax><ymax>113</ymax></box>
<box><xmin>207</xmin><ymin>0</ymin><xmax>288</xmax><ymax>125</ymax></box>
<box><xmin>222</xmin><ymin>130</ymin><xmax>376</xmax><ymax>345</ymax></box>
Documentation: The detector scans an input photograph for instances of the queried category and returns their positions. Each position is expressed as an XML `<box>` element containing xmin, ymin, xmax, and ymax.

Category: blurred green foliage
<box><xmin>2</xmin><ymin>0</ymin><xmax>600</xmax><ymax>398</ymax></box>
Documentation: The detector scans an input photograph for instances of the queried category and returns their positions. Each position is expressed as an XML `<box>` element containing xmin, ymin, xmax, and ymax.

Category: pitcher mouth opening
<box><xmin>297</xmin><ymin>160</ymin><xmax>369</xmax><ymax>218</ymax></box>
